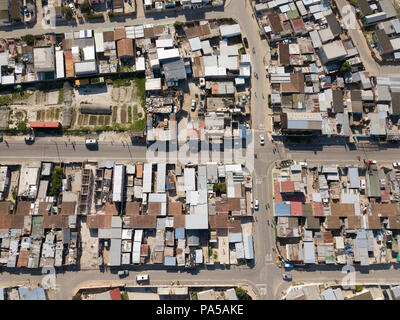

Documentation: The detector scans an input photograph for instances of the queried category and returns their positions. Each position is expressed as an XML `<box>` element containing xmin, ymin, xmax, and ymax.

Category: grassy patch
<box><xmin>133</xmin><ymin>76</ymin><xmax>146</xmax><ymax>109</ymax></box>
<box><xmin>58</xmin><ymin>88</ymin><xmax>64</xmax><ymax>105</ymax></box>
<box><xmin>238</xmin><ymin>47</ymin><xmax>246</xmax><ymax>54</ymax></box>
<box><xmin>36</xmin><ymin>111</ymin><xmax>41</xmax><ymax>120</ymax></box>
<box><xmin>55</xmin><ymin>108</ymin><xmax>61</xmax><ymax>119</ymax></box>
<box><xmin>112</xmin><ymin>106</ymin><xmax>118</xmax><ymax>123</ymax></box>
<box><xmin>98</xmin><ymin>115</ymin><xmax>104</xmax><ymax>126</ymax></box>
<box><xmin>113</xmin><ymin>77</ymin><xmax>132</xmax><ymax>88</ymax></box>
<box><xmin>89</xmin><ymin>115</ymin><xmax>97</xmax><ymax>125</ymax></box>
<box><xmin>129</xmin><ymin>119</ymin><xmax>146</xmax><ymax>131</ymax></box>
<box><xmin>0</xmin><ymin>95</ymin><xmax>12</xmax><ymax>106</ymax></box>
<box><xmin>128</xmin><ymin>106</ymin><xmax>132</xmax><ymax>123</ymax></box>
<box><xmin>12</xmin><ymin>91</ymin><xmax>32</xmax><ymax>101</ymax></box>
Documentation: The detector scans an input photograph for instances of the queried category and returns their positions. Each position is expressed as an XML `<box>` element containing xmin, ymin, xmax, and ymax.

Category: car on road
<box><xmin>243</xmin><ymin>37</ymin><xmax>249</xmax><ymax>48</ymax></box>
<box><xmin>259</xmin><ymin>134</ymin><xmax>264</xmax><ymax>145</ymax></box>
<box><xmin>252</xmin><ymin>47</ymin><xmax>255</xmax><ymax>54</ymax></box>
<box><xmin>191</xmin><ymin>99</ymin><xmax>196</xmax><ymax>112</ymax></box>
<box><xmin>284</xmin><ymin>263</ymin><xmax>294</xmax><ymax>269</ymax></box>
<box><xmin>282</xmin><ymin>273</ymin><xmax>292</xmax><ymax>281</ymax></box>
<box><xmin>393</xmin><ymin>162</ymin><xmax>400</xmax><ymax>169</ymax></box>
<box><xmin>85</xmin><ymin>138</ymin><xmax>97</xmax><ymax>145</ymax></box>
<box><xmin>364</xmin><ymin>160</ymin><xmax>377</xmax><ymax>165</ymax></box>
<box><xmin>118</xmin><ymin>270</ymin><xmax>129</xmax><ymax>277</ymax></box>
<box><xmin>25</xmin><ymin>135</ymin><xmax>35</xmax><ymax>144</ymax></box>
<box><xmin>254</xmin><ymin>199</ymin><xmax>259</xmax><ymax>211</ymax></box>
<box><xmin>136</xmin><ymin>274</ymin><xmax>149</xmax><ymax>282</ymax></box>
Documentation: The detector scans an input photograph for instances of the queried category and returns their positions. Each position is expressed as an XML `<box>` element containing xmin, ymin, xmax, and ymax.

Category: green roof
<box><xmin>368</xmin><ymin>174</ymin><xmax>380</xmax><ymax>197</ymax></box>
<box><xmin>287</xmin><ymin>9</ymin><xmax>300</xmax><ymax>20</ymax></box>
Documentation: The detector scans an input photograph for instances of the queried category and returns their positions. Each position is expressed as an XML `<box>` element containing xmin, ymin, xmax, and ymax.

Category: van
<box><xmin>136</xmin><ymin>274</ymin><xmax>149</xmax><ymax>282</ymax></box>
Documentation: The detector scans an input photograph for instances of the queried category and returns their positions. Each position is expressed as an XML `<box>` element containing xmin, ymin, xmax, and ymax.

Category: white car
<box><xmin>259</xmin><ymin>134</ymin><xmax>264</xmax><ymax>145</ymax></box>
<box><xmin>136</xmin><ymin>274</ymin><xmax>149</xmax><ymax>282</ymax></box>
<box><xmin>191</xmin><ymin>99</ymin><xmax>196</xmax><ymax>111</ymax></box>
<box><xmin>393</xmin><ymin>162</ymin><xmax>400</xmax><ymax>169</ymax></box>
<box><xmin>85</xmin><ymin>139</ymin><xmax>97</xmax><ymax>145</ymax></box>
<box><xmin>254</xmin><ymin>200</ymin><xmax>259</xmax><ymax>211</ymax></box>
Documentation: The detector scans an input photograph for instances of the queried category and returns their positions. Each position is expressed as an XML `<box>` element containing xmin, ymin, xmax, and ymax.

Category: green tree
<box><xmin>80</xmin><ymin>0</ymin><xmax>92</xmax><ymax>14</ymax></box>
<box><xmin>21</xmin><ymin>34</ymin><xmax>35</xmax><ymax>45</ymax></box>
<box><xmin>213</xmin><ymin>182</ymin><xmax>227</xmax><ymax>194</ymax></box>
<box><xmin>174</xmin><ymin>21</ymin><xmax>183</xmax><ymax>29</ymax></box>
<box><xmin>63</xmin><ymin>6</ymin><xmax>73</xmax><ymax>20</ymax></box>
<box><xmin>349</xmin><ymin>0</ymin><xmax>357</xmax><ymax>7</ymax></box>
<box><xmin>340</xmin><ymin>61</ymin><xmax>352</xmax><ymax>74</ymax></box>
<box><xmin>235</xmin><ymin>287</ymin><xmax>252</xmax><ymax>300</ymax></box>
<box><xmin>49</xmin><ymin>167</ymin><xmax>63</xmax><ymax>197</ymax></box>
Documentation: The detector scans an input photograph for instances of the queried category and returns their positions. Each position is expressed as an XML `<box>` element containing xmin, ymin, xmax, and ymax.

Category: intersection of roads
<box><xmin>1</xmin><ymin>0</ymin><xmax>400</xmax><ymax>300</ymax></box>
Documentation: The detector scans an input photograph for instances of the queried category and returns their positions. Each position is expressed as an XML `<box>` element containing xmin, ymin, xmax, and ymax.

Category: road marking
<box><xmin>265</xmin><ymin>254</ymin><xmax>272</xmax><ymax>263</ymax></box>
<box><xmin>256</xmin><ymin>178</ymin><xmax>263</xmax><ymax>184</ymax></box>
<box><xmin>256</xmin><ymin>284</ymin><xmax>267</xmax><ymax>296</ymax></box>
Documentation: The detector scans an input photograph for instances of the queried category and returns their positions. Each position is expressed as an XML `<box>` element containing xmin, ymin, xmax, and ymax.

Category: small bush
<box><xmin>235</xmin><ymin>287</ymin><xmax>252</xmax><ymax>300</ymax></box>
<box><xmin>174</xmin><ymin>21</ymin><xmax>183</xmax><ymax>29</ymax></box>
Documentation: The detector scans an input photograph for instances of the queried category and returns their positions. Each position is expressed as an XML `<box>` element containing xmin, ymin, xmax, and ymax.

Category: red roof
<box><xmin>109</xmin><ymin>288</ymin><xmax>122</xmax><ymax>300</ymax></box>
<box><xmin>280</xmin><ymin>181</ymin><xmax>295</xmax><ymax>193</ymax></box>
<box><xmin>30</xmin><ymin>121</ymin><xmax>61</xmax><ymax>129</ymax></box>
<box><xmin>274</xmin><ymin>182</ymin><xmax>282</xmax><ymax>203</ymax></box>
<box><xmin>290</xmin><ymin>201</ymin><xmax>303</xmax><ymax>216</ymax></box>
<box><xmin>381</xmin><ymin>190</ymin><xmax>390</xmax><ymax>203</ymax></box>
<box><xmin>312</xmin><ymin>202</ymin><xmax>324</xmax><ymax>217</ymax></box>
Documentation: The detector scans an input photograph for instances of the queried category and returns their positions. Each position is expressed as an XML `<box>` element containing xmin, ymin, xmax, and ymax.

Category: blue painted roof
<box><xmin>274</xmin><ymin>203</ymin><xmax>291</xmax><ymax>216</ymax></box>
<box><xmin>164</xmin><ymin>256</ymin><xmax>176</xmax><ymax>266</ymax></box>
<box><xmin>175</xmin><ymin>228</ymin><xmax>185</xmax><ymax>239</ymax></box>
<box><xmin>18</xmin><ymin>286</ymin><xmax>46</xmax><ymax>300</ymax></box>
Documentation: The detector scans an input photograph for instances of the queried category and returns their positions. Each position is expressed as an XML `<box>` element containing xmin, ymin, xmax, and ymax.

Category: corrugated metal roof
<box><xmin>109</xmin><ymin>238</ymin><xmax>121</xmax><ymax>266</ymax></box>
<box><xmin>304</xmin><ymin>241</ymin><xmax>315</xmax><ymax>264</ymax></box>
<box><xmin>156</xmin><ymin>163</ymin><xmax>166</xmax><ymax>193</ymax></box>
<box><xmin>244</xmin><ymin>235</ymin><xmax>254</xmax><ymax>260</ymax></box>
<box><xmin>143</xmin><ymin>163</ymin><xmax>153</xmax><ymax>193</ymax></box>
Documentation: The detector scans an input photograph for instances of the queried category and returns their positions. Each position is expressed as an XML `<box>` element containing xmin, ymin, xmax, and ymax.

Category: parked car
<box><xmin>393</xmin><ymin>162</ymin><xmax>400</xmax><ymax>169</ymax></box>
<box><xmin>0</xmin><ymin>133</ymin><xmax>3</xmax><ymax>143</ymax></box>
<box><xmin>254</xmin><ymin>199</ymin><xmax>259</xmax><ymax>211</ymax></box>
<box><xmin>259</xmin><ymin>134</ymin><xmax>264</xmax><ymax>145</ymax></box>
<box><xmin>364</xmin><ymin>160</ymin><xmax>377</xmax><ymax>165</ymax></box>
<box><xmin>136</xmin><ymin>274</ymin><xmax>149</xmax><ymax>282</ymax></box>
<box><xmin>23</xmin><ymin>6</ymin><xmax>29</xmax><ymax>17</ymax></box>
<box><xmin>284</xmin><ymin>263</ymin><xmax>294</xmax><ymax>269</ymax></box>
<box><xmin>243</xmin><ymin>37</ymin><xmax>249</xmax><ymax>48</ymax></box>
<box><xmin>282</xmin><ymin>273</ymin><xmax>292</xmax><ymax>281</ymax></box>
<box><xmin>25</xmin><ymin>131</ymin><xmax>35</xmax><ymax>144</ymax></box>
<box><xmin>191</xmin><ymin>99</ymin><xmax>196</xmax><ymax>112</ymax></box>
<box><xmin>118</xmin><ymin>270</ymin><xmax>129</xmax><ymax>277</ymax></box>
